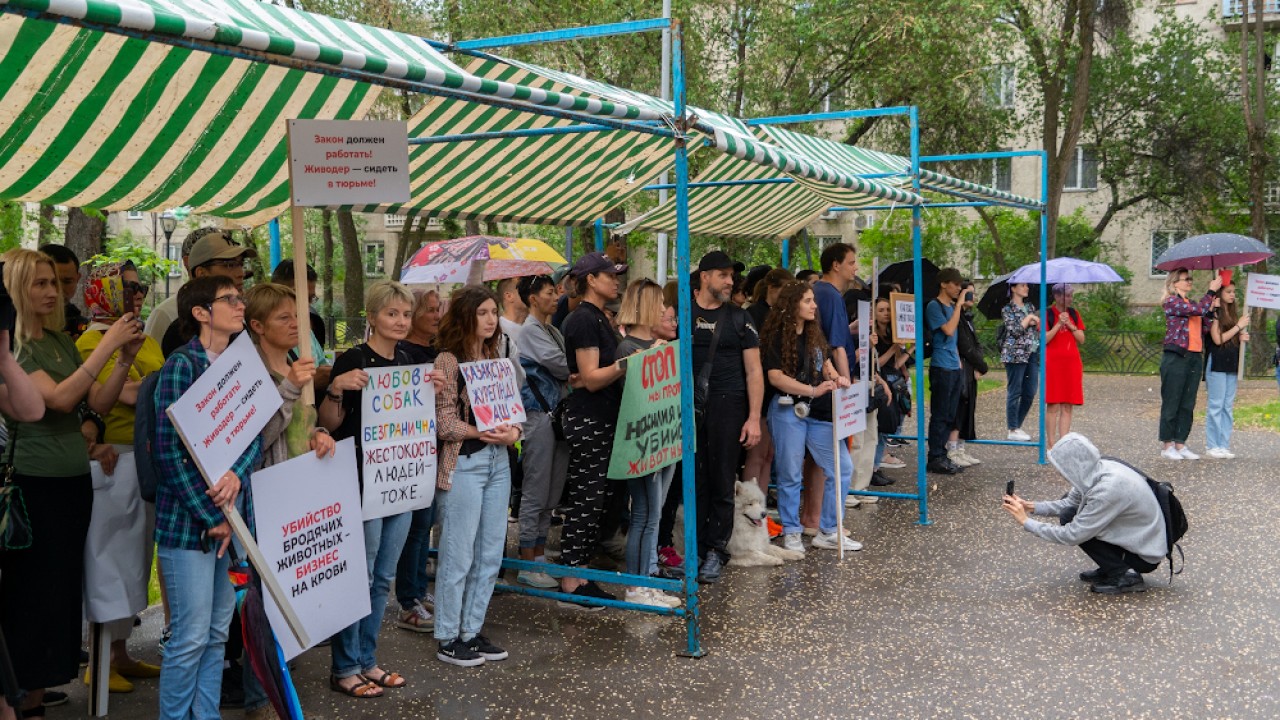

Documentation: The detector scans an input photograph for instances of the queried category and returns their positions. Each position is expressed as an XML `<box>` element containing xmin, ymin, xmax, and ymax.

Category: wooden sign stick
<box><xmin>286</xmin><ymin>122</ymin><xmax>316</xmax><ymax>406</ymax></box>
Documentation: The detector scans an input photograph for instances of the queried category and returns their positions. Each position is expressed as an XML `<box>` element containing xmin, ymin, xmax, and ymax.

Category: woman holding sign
<box><xmin>432</xmin><ymin>286</ymin><xmax>521</xmax><ymax>667</ymax></box>
<box><xmin>318</xmin><ymin>280</ymin><xmax>418</xmax><ymax>697</ymax></box>
<box><xmin>1204</xmin><ymin>281</ymin><xmax>1250</xmax><ymax>459</ymax></box>
<box><xmin>1157</xmin><ymin>270</ymin><xmax>1222</xmax><ymax>461</ymax></box>
<box><xmin>0</xmin><ymin>248</ymin><xmax>143</xmax><ymax>719</ymax></box>
<box><xmin>761</xmin><ymin>281</ymin><xmax>859</xmax><ymax>554</ymax></box>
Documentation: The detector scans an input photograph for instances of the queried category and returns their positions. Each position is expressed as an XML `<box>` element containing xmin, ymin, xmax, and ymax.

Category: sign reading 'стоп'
<box><xmin>288</xmin><ymin>119</ymin><xmax>410</xmax><ymax>207</ymax></box>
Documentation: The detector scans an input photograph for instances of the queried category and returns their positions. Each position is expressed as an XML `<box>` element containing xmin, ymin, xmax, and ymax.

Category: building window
<box><xmin>384</xmin><ymin>213</ymin><xmax>405</xmax><ymax>229</ymax></box>
<box><xmin>1064</xmin><ymin>145</ymin><xmax>1098</xmax><ymax>191</ymax></box>
<box><xmin>126</xmin><ymin>210</ymin><xmax>145</xmax><ymax>220</ymax></box>
<box><xmin>815</xmin><ymin>235</ymin><xmax>843</xmax><ymax>250</ymax></box>
<box><xmin>166</xmin><ymin>244</ymin><xmax>183</xmax><ymax>278</ymax></box>
<box><xmin>991</xmin><ymin>155</ymin><xmax>1012</xmax><ymax>193</ymax></box>
<box><xmin>989</xmin><ymin>65</ymin><xmax>1016</xmax><ymax>109</ymax></box>
<box><xmin>364</xmin><ymin>242</ymin><xmax>385</xmax><ymax>277</ymax></box>
<box><xmin>1150</xmin><ymin>230</ymin><xmax>1187</xmax><ymax>276</ymax></box>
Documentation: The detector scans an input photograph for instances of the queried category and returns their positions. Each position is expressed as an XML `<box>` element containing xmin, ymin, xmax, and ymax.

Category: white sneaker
<box><xmin>624</xmin><ymin>589</ymin><xmax>669</xmax><ymax>608</ymax></box>
<box><xmin>959</xmin><ymin>448</ymin><xmax>981</xmax><ymax>465</ymax></box>
<box><xmin>1178</xmin><ymin>446</ymin><xmax>1200</xmax><ymax>460</ymax></box>
<box><xmin>1008</xmin><ymin>428</ymin><xmax>1032</xmax><ymax>441</ymax></box>
<box><xmin>844</xmin><ymin>494</ymin><xmax>861</xmax><ymax>508</ymax></box>
<box><xmin>1206</xmin><ymin>448</ymin><xmax>1235</xmax><ymax>459</ymax></box>
<box><xmin>1160</xmin><ymin>447</ymin><xmax>1183</xmax><ymax>461</ymax></box>
<box><xmin>811</xmin><ymin>532</ymin><xmax>864</xmax><ymax>552</ymax></box>
<box><xmin>948</xmin><ymin>449</ymin><xmax>975</xmax><ymax>467</ymax></box>
<box><xmin>649</xmin><ymin>588</ymin><xmax>683</xmax><ymax>608</ymax></box>
<box><xmin>1220</xmin><ymin>448</ymin><xmax>1237</xmax><ymax>459</ymax></box>
<box><xmin>879</xmin><ymin>455</ymin><xmax>907</xmax><ymax>469</ymax></box>
<box><xmin>783</xmin><ymin>533</ymin><xmax>806</xmax><ymax>554</ymax></box>
<box><xmin>516</xmin><ymin>570</ymin><xmax>559</xmax><ymax>589</ymax></box>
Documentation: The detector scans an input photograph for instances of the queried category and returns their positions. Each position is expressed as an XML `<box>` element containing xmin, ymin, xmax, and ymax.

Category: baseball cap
<box><xmin>569</xmin><ymin>252</ymin><xmax>628</xmax><ymax>278</ymax></box>
<box><xmin>697</xmin><ymin>250</ymin><xmax>736</xmax><ymax>273</ymax></box>
<box><xmin>550</xmin><ymin>265</ymin><xmax>572</xmax><ymax>285</ymax></box>
<box><xmin>187</xmin><ymin>232</ymin><xmax>257</xmax><ymax>270</ymax></box>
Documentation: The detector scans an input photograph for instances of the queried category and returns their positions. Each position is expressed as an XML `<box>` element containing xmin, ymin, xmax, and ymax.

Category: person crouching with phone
<box><xmin>1001</xmin><ymin>433</ymin><xmax>1166</xmax><ymax>595</ymax></box>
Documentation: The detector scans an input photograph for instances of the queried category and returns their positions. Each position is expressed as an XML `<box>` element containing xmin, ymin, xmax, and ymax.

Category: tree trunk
<box><xmin>63</xmin><ymin>208</ymin><xmax>106</xmax><ymax>261</ymax></box>
<box><xmin>465</xmin><ymin>218</ymin><xmax>481</xmax><ymax>236</ymax></box>
<box><xmin>337</xmin><ymin>209</ymin><xmax>364</xmax><ymax>339</ymax></box>
<box><xmin>321</xmin><ymin>209</ymin><xmax>334</xmax><ymax>318</ymax></box>
<box><xmin>37</xmin><ymin>205</ymin><xmax>56</xmax><ymax>245</ymax></box>
<box><xmin>1241</xmin><ymin>2</ymin><xmax>1270</xmax><ymax>374</ymax></box>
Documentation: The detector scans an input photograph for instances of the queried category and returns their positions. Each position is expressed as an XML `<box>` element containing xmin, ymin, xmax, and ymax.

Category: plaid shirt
<box><xmin>153</xmin><ymin>338</ymin><xmax>262</xmax><ymax>551</ymax></box>
<box><xmin>1161</xmin><ymin>292</ymin><xmax>1215</xmax><ymax>351</ymax></box>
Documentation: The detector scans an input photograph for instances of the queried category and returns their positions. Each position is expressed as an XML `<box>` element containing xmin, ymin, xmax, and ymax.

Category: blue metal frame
<box><xmin>746</xmin><ymin>106</ymin><xmax>914</xmax><ymax>125</ymax></box>
<box><xmin>269</xmin><ymin>218</ymin><xmax>282</xmax><ymax>271</ymax></box>
<box><xmin>593</xmin><ymin>218</ymin><xmax>605</xmax><ymax>253</ymax></box>
<box><xmin>452</xmin><ymin>18</ymin><xmax>671</xmax><ymax>50</ymax></box>
<box><xmin>409</xmin><ymin>125</ymin><xmax>624</xmax><ymax>144</ymax></box>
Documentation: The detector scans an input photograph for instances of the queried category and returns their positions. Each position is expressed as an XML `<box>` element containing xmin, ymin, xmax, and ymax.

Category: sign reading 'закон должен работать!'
<box><xmin>288</xmin><ymin>119</ymin><xmax>410</xmax><ymax>207</ymax></box>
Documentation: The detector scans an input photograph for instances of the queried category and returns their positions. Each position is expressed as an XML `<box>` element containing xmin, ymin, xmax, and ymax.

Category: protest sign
<box><xmin>253</xmin><ymin>439</ymin><xmax>370</xmax><ymax>660</ymax></box>
<box><xmin>288</xmin><ymin>119</ymin><xmax>410</xmax><ymax>207</ymax></box>
<box><xmin>608</xmin><ymin>342</ymin><xmax>683</xmax><ymax>479</ymax></box>
<box><xmin>165</xmin><ymin>332</ymin><xmax>283</xmax><ymax>483</ymax></box>
<box><xmin>834</xmin><ymin>381</ymin><xmax>868</xmax><ymax>440</ymax></box>
<box><xmin>1246</xmin><ymin>272</ymin><xmax>1280</xmax><ymax>311</ymax></box>
<box><xmin>361</xmin><ymin>363</ymin><xmax>437</xmax><ymax>521</ymax></box>
<box><xmin>890</xmin><ymin>292</ymin><xmax>916</xmax><ymax>345</ymax></box>
<box><xmin>458</xmin><ymin>359</ymin><xmax>526</xmax><ymax>431</ymax></box>
<box><xmin>857</xmin><ymin>300</ymin><xmax>871</xmax><ymax>384</ymax></box>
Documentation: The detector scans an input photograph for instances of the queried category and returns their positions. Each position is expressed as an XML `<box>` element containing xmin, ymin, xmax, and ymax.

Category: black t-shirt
<box><xmin>311</xmin><ymin>311</ymin><xmax>327</xmax><ymax>349</ymax></box>
<box><xmin>552</xmin><ymin>295</ymin><xmax>571</xmax><ymax>332</ymax></box>
<box><xmin>330</xmin><ymin>343</ymin><xmax>416</xmax><ymax>488</ymax></box>
<box><xmin>762</xmin><ymin>331</ymin><xmax>832</xmax><ymax>422</ymax></box>
<box><xmin>561</xmin><ymin>301</ymin><xmax>624</xmax><ymax>421</ymax></box>
<box><xmin>691</xmin><ymin>302</ymin><xmax>759</xmax><ymax>395</ymax></box>
<box><xmin>745</xmin><ymin>301</ymin><xmax>771</xmax><ymax>337</ymax></box>
<box><xmin>161</xmin><ymin>319</ymin><xmax>192</xmax><ymax>357</ymax></box>
<box><xmin>399</xmin><ymin>340</ymin><xmax>439</xmax><ymax>365</ymax></box>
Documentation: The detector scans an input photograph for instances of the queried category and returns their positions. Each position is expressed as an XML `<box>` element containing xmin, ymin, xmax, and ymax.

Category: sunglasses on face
<box><xmin>124</xmin><ymin>280</ymin><xmax>148</xmax><ymax>297</ymax></box>
<box><xmin>208</xmin><ymin>294</ymin><xmax>245</xmax><ymax>309</ymax></box>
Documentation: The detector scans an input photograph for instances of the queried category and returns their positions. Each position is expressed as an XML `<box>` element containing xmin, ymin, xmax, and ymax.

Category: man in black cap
<box><xmin>690</xmin><ymin>250</ymin><xmax>763</xmax><ymax>582</ymax></box>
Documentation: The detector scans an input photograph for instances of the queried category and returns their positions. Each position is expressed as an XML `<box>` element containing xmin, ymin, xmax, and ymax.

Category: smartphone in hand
<box><xmin>1005</xmin><ymin>480</ymin><xmax>1015</xmax><ymax>497</ymax></box>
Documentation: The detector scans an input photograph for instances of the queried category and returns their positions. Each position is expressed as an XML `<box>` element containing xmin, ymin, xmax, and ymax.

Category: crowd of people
<box><xmin>0</xmin><ymin>232</ymin><xmax>1275</xmax><ymax>718</ymax></box>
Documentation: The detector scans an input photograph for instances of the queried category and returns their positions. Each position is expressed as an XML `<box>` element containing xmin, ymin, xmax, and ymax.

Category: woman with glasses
<box><xmin>150</xmin><ymin>275</ymin><xmax>258</xmax><ymax>720</ymax></box>
<box><xmin>74</xmin><ymin>261</ymin><xmax>167</xmax><ymax>693</ymax></box>
<box><xmin>1158</xmin><ymin>269</ymin><xmax>1223</xmax><ymax>461</ymax></box>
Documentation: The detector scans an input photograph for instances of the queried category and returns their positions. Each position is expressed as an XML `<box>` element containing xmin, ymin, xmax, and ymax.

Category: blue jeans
<box><xmin>157</xmin><ymin>546</ymin><xmax>234</xmax><ymax>720</ymax></box>
<box><xmin>330</xmin><ymin>511</ymin><xmax>412</xmax><ymax>678</ymax></box>
<box><xmin>768</xmin><ymin>397</ymin><xmax>852</xmax><ymax>535</ymax></box>
<box><xmin>395</xmin><ymin>504</ymin><xmax>436</xmax><ymax>610</ymax></box>
<box><xmin>627</xmin><ymin>464</ymin><xmax>675</xmax><ymax>578</ymax></box>
<box><xmin>433</xmin><ymin>444</ymin><xmax>511</xmax><ymax>643</ymax></box>
<box><xmin>1205</xmin><ymin>363</ymin><xmax>1238</xmax><ymax>451</ymax></box>
<box><xmin>1005</xmin><ymin>360</ymin><xmax>1039</xmax><ymax>431</ymax></box>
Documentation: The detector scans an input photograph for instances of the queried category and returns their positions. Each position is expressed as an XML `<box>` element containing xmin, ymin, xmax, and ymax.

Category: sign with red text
<box><xmin>458</xmin><ymin>359</ymin><xmax>526</xmax><ymax>432</ymax></box>
<box><xmin>253</xmin><ymin>439</ymin><xmax>370</xmax><ymax>660</ymax></box>
<box><xmin>1246</xmin><ymin>272</ymin><xmax>1280</xmax><ymax>311</ymax></box>
<box><xmin>608</xmin><ymin>342</ymin><xmax>682</xmax><ymax>479</ymax></box>
<box><xmin>288</xmin><ymin>119</ymin><xmax>410</xmax><ymax>206</ymax></box>
<box><xmin>890</xmin><ymin>292</ymin><xmax>916</xmax><ymax>346</ymax></box>
<box><xmin>834</xmin><ymin>381</ymin><xmax>868</xmax><ymax>440</ymax></box>
<box><xmin>165</xmin><ymin>332</ymin><xmax>283</xmax><ymax>483</ymax></box>
<box><xmin>361</xmin><ymin>364</ymin><xmax>436</xmax><ymax>521</ymax></box>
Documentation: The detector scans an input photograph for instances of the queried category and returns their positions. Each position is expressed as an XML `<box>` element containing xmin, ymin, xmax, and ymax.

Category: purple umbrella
<box><xmin>1007</xmin><ymin>257</ymin><xmax>1124</xmax><ymax>285</ymax></box>
<box><xmin>1153</xmin><ymin>233</ymin><xmax>1274</xmax><ymax>271</ymax></box>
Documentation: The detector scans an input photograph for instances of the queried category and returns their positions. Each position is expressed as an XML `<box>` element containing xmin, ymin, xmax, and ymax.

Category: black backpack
<box><xmin>1103</xmin><ymin>456</ymin><xmax>1188</xmax><ymax>581</ymax></box>
<box><xmin>135</xmin><ymin>347</ymin><xmax>194</xmax><ymax>502</ymax></box>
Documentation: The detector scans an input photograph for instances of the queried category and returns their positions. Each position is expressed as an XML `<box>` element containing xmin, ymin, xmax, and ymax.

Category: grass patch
<box><xmin>977</xmin><ymin>377</ymin><xmax>1002</xmax><ymax>394</ymax></box>
<box><xmin>1229</xmin><ymin>399</ymin><xmax>1280</xmax><ymax>433</ymax></box>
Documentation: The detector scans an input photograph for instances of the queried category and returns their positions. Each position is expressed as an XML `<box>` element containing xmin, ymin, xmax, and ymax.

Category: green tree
<box><xmin>86</xmin><ymin>231</ymin><xmax>179</xmax><ymax>313</ymax></box>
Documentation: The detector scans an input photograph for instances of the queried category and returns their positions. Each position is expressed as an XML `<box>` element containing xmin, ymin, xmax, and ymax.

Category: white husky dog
<box><xmin>726</xmin><ymin>480</ymin><xmax>806</xmax><ymax>566</ymax></box>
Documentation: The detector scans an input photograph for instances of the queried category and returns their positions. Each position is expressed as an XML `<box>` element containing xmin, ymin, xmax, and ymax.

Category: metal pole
<box><xmin>780</xmin><ymin>237</ymin><xmax>791</xmax><ymax>269</ymax></box>
<box><xmin>1038</xmin><ymin>151</ymin><xmax>1049</xmax><ymax>464</ymax></box>
<box><xmin>672</xmin><ymin>19</ymin><xmax>704</xmax><ymax>658</ymax></box>
<box><xmin>564</xmin><ymin>225</ymin><xmax>574</xmax><ymax>264</ymax></box>
<box><xmin>909</xmin><ymin>106</ymin><xmax>930</xmax><ymax>526</ymax></box>
<box><xmin>593</xmin><ymin>218</ymin><xmax>605</xmax><ymax>253</ymax></box>
<box><xmin>269</xmin><ymin>218</ymin><xmax>282</xmax><ymax>271</ymax></box>
<box><xmin>656</xmin><ymin>0</ymin><xmax>671</xmax><ymax>285</ymax></box>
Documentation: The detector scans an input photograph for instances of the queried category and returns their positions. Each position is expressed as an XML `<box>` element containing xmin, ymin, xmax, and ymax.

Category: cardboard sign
<box><xmin>253</xmin><ymin>439</ymin><xmax>371</xmax><ymax>661</ymax></box>
<box><xmin>834</xmin><ymin>381</ymin><xmax>868</xmax><ymax>440</ymax></box>
<box><xmin>890</xmin><ymin>292</ymin><xmax>916</xmax><ymax>346</ymax></box>
<box><xmin>1246</xmin><ymin>272</ymin><xmax>1280</xmax><ymax>311</ymax></box>
<box><xmin>288</xmin><ymin>119</ymin><xmax>410</xmax><ymax>206</ymax></box>
<box><xmin>608</xmin><ymin>342</ymin><xmax>683</xmax><ymax>479</ymax></box>
<box><xmin>165</xmin><ymin>332</ymin><xmax>283</xmax><ymax>483</ymax></box>
<box><xmin>361</xmin><ymin>364</ymin><xmax>437</xmax><ymax>521</ymax></box>
<box><xmin>458</xmin><ymin>359</ymin><xmax>526</xmax><ymax>431</ymax></box>
<box><xmin>857</xmin><ymin>300</ymin><xmax>871</xmax><ymax>384</ymax></box>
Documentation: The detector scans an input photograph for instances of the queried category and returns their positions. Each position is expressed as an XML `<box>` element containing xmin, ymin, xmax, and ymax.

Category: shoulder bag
<box><xmin>0</xmin><ymin>423</ymin><xmax>32</xmax><ymax>551</ymax></box>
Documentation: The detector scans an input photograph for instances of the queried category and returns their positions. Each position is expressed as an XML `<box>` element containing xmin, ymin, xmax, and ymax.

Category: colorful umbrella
<box><xmin>400</xmin><ymin>236</ymin><xmax>567</xmax><ymax>285</ymax></box>
<box><xmin>1007</xmin><ymin>257</ymin><xmax>1123</xmax><ymax>285</ymax></box>
<box><xmin>1153</xmin><ymin>233</ymin><xmax>1274</xmax><ymax>271</ymax></box>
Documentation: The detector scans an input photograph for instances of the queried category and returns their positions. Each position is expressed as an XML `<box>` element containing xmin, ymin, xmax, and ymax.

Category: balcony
<box><xmin>1222</xmin><ymin>0</ymin><xmax>1280</xmax><ymax>28</ymax></box>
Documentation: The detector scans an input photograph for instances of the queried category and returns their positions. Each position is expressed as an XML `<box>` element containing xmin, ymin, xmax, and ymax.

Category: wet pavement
<box><xmin>56</xmin><ymin>374</ymin><xmax>1280</xmax><ymax>719</ymax></box>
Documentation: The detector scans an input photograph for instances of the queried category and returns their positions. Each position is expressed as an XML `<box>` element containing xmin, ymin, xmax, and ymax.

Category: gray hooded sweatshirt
<box><xmin>1025</xmin><ymin>433</ymin><xmax>1167</xmax><ymax>565</ymax></box>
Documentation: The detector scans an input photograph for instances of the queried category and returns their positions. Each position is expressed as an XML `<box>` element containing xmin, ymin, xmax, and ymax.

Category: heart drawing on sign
<box><xmin>473</xmin><ymin>404</ymin><xmax>494</xmax><ymax>428</ymax></box>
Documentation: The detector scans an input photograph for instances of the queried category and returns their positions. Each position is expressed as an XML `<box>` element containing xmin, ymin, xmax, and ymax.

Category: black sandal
<box><xmin>329</xmin><ymin>674</ymin><xmax>383</xmax><ymax>699</ymax></box>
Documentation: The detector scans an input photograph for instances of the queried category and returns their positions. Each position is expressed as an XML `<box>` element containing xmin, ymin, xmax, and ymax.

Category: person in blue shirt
<box><xmin>926</xmin><ymin>268</ymin><xmax>965</xmax><ymax>474</ymax></box>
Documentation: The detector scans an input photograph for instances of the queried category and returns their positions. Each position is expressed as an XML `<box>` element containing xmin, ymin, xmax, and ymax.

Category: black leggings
<box><xmin>1061</xmin><ymin>506</ymin><xmax>1160</xmax><ymax>578</ymax></box>
<box><xmin>559</xmin><ymin>411</ymin><xmax>621</xmax><ymax>568</ymax></box>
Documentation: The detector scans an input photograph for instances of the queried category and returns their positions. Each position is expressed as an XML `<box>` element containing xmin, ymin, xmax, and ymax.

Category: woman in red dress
<box><xmin>1043</xmin><ymin>283</ymin><xmax>1085</xmax><ymax>447</ymax></box>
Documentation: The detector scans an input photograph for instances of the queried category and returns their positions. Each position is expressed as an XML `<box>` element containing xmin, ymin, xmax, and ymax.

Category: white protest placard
<box><xmin>165</xmin><ymin>332</ymin><xmax>283</xmax><ymax>483</ymax></box>
<box><xmin>834</xmin><ymin>381</ymin><xmax>868</xmax><ymax>440</ymax></box>
<box><xmin>890</xmin><ymin>292</ymin><xmax>916</xmax><ymax>346</ymax></box>
<box><xmin>857</xmin><ymin>299</ymin><xmax>871</xmax><ymax>385</ymax></box>
<box><xmin>1246</xmin><ymin>272</ymin><xmax>1280</xmax><ymax>311</ymax></box>
<box><xmin>253</xmin><ymin>439</ymin><xmax>370</xmax><ymax>661</ymax></box>
<box><xmin>459</xmin><ymin>359</ymin><xmax>526</xmax><ymax>431</ymax></box>
<box><xmin>288</xmin><ymin>119</ymin><xmax>410</xmax><ymax>207</ymax></box>
<box><xmin>361</xmin><ymin>364</ymin><xmax>437</xmax><ymax>521</ymax></box>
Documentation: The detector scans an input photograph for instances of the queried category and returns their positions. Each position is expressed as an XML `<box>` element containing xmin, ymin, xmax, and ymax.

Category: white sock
<box><xmin>534</xmin><ymin>555</ymin><xmax>546</xmax><ymax>564</ymax></box>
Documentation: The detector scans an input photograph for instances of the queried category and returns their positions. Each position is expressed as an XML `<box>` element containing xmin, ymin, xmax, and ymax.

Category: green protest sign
<box><xmin>607</xmin><ymin>341</ymin><xmax>684</xmax><ymax>479</ymax></box>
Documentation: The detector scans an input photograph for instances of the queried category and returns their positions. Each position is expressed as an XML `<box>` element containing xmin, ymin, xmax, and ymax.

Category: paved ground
<box><xmin>53</xmin><ymin>374</ymin><xmax>1280</xmax><ymax>719</ymax></box>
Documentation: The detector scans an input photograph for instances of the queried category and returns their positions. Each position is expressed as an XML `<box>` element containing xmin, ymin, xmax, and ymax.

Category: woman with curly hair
<box><xmin>761</xmin><ymin>281</ymin><xmax>861</xmax><ymax>555</ymax></box>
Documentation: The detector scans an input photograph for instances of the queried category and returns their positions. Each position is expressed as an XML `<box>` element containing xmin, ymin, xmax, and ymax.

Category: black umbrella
<box><xmin>1154</xmin><ymin>233</ymin><xmax>1274</xmax><ymax>271</ymax></box>
<box><xmin>877</xmin><ymin>258</ymin><xmax>939</xmax><ymax>298</ymax></box>
<box><xmin>976</xmin><ymin>272</ymin><xmax>1043</xmax><ymax>320</ymax></box>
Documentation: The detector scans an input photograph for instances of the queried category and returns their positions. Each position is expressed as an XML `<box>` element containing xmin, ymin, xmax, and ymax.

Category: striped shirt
<box><xmin>154</xmin><ymin>338</ymin><xmax>262</xmax><ymax>551</ymax></box>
